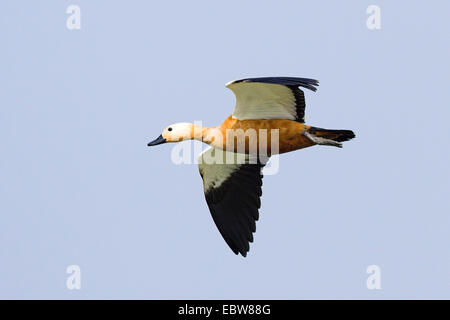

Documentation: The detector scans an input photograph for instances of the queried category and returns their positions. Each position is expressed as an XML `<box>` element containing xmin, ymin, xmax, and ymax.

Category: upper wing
<box><xmin>226</xmin><ymin>77</ymin><xmax>319</xmax><ymax>122</ymax></box>
<box><xmin>198</xmin><ymin>147</ymin><xmax>266</xmax><ymax>257</ymax></box>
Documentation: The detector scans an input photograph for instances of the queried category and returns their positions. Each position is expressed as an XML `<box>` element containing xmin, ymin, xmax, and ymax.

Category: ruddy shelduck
<box><xmin>148</xmin><ymin>77</ymin><xmax>355</xmax><ymax>257</ymax></box>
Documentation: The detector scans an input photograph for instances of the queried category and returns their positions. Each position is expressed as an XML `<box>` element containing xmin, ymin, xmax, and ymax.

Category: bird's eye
<box><xmin>168</xmin><ymin>127</ymin><xmax>173</xmax><ymax>132</ymax></box>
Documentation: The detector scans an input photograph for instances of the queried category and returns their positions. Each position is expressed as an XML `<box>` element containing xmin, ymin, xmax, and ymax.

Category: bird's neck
<box><xmin>192</xmin><ymin>125</ymin><xmax>221</xmax><ymax>145</ymax></box>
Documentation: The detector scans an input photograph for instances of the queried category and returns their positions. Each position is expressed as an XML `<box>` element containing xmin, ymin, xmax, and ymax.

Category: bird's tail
<box><xmin>308</xmin><ymin>126</ymin><xmax>356</xmax><ymax>142</ymax></box>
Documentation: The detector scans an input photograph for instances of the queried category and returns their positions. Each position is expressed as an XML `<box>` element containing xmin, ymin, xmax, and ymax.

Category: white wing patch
<box><xmin>227</xmin><ymin>82</ymin><xmax>297</xmax><ymax>120</ymax></box>
<box><xmin>198</xmin><ymin>147</ymin><xmax>247</xmax><ymax>192</ymax></box>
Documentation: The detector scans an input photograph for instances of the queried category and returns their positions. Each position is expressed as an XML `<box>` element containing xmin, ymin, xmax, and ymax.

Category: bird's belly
<box><xmin>216</xmin><ymin>117</ymin><xmax>315</xmax><ymax>155</ymax></box>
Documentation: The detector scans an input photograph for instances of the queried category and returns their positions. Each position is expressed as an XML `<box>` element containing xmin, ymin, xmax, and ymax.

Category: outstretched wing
<box><xmin>226</xmin><ymin>77</ymin><xmax>319</xmax><ymax>123</ymax></box>
<box><xmin>198</xmin><ymin>147</ymin><xmax>266</xmax><ymax>257</ymax></box>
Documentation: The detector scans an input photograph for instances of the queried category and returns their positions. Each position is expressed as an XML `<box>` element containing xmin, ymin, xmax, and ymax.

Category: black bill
<box><xmin>147</xmin><ymin>134</ymin><xmax>166</xmax><ymax>146</ymax></box>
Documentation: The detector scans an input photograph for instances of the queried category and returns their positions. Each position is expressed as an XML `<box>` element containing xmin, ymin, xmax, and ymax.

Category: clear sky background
<box><xmin>1</xmin><ymin>1</ymin><xmax>449</xmax><ymax>299</ymax></box>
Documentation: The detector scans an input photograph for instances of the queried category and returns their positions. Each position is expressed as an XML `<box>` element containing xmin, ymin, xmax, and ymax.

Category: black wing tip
<box><xmin>225</xmin><ymin>236</ymin><xmax>250</xmax><ymax>257</ymax></box>
<box><xmin>231</xmin><ymin>76</ymin><xmax>319</xmax><ymax>92</ymax></box>
<box><xmin>231</xmin><ymin>250</ymin><xmax>249</xmax><ymax>257</ymax></box>
<box><xmin>235</xmin><ymin>245</ymin><xmax>249</xmax><ymax>257</ymax></box>
<box><xmin>236</xmin><ymin>250</ymin><xmax>248</xmax><ymax>257</ymax></box>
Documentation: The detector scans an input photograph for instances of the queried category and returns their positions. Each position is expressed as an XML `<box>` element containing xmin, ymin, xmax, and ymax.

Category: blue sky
<box><xmin>1</xmin><ymin>0</ymin><xmax>449</xmax><ymax>299</ymax></box>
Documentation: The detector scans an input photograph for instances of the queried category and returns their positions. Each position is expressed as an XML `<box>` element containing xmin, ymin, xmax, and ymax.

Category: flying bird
<box><xmin>147</xmin><ymin>77</ymin><xmax>355</xmax><ymax>256</ymax></box>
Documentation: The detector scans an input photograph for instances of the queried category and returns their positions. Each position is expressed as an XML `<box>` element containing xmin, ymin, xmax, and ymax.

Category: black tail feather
<box><xmin>308</xmin><ymin>127</ymin><xmax>355</xmax><ymax>142</ymax></box>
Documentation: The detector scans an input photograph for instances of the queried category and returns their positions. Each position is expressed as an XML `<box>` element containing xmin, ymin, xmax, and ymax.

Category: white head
<box><xmin>147</xmin><ymin>123</ymin><xmax>195</xmax><ymax>146</ymax></box>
